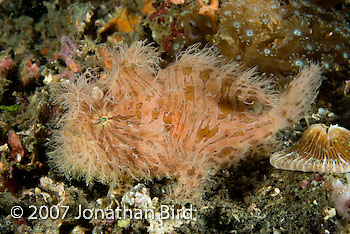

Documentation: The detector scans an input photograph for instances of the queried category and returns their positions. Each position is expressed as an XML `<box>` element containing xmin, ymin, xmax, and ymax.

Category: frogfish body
<box><xmin>49</xmin><ymin>42</ymin><xmax>322</xmax><ymax>199</ymax></box>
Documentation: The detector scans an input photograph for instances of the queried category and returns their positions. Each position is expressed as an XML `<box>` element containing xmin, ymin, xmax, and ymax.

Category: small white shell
<box><xmin>92</xmin><ymin>86</ymin><xmax>104</xmax><ymax>101</ymax></box>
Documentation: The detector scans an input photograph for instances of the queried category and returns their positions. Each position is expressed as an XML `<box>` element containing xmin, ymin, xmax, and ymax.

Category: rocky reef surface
<box><xmin>0</xmin><ymin>0</ymin><xmax>350</xmax><ymax>233</ymax></box>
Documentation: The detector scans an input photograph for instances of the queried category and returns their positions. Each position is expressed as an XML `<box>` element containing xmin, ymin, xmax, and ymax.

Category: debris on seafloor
<box><xmin>117</xmin><ymin>183</ymin><xmax>193</xmax><ymax>234</ymax></box>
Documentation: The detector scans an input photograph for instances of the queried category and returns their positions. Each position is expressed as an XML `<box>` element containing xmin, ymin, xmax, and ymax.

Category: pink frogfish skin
<box><xmin>49</xmin><ymin>42</ymin><xmax>322</xmax><ymax>200</ymax></box>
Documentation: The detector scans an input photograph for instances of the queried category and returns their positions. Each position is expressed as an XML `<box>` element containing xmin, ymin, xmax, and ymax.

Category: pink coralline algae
<box><xmin>0</xmin><ymin>57</ymin><xmax>14</xmax><ymax>78</ymax></box>
<box><xmin>57</xmin><ymin>36</ymin><xmax>82</xmax><ymax>73</ymax></box>
<box><xmin>49</xmin><ymin>42</ymin><xmax>322</xmax><ymax>200</ymax></box>
<box><xmin>331</xmin><ymin>179</ymin><xmax>350</xmax><ymax>219</ymax></box>
<box><xmin>8</xmin><ymin>132</ymin><xmax>24</xmax><ymax>163</ymax></box>
<box><xmin>20</xmin><ymin>60</ymin><xmax>41</xmax><ymax>85</ymax></box>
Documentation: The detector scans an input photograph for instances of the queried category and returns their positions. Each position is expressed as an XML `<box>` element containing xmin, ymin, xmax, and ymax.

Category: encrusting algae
<box><xmin>49</xmin><ymin>41</ymin><xmax>322</xmax><ymax>201</ymax></box>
